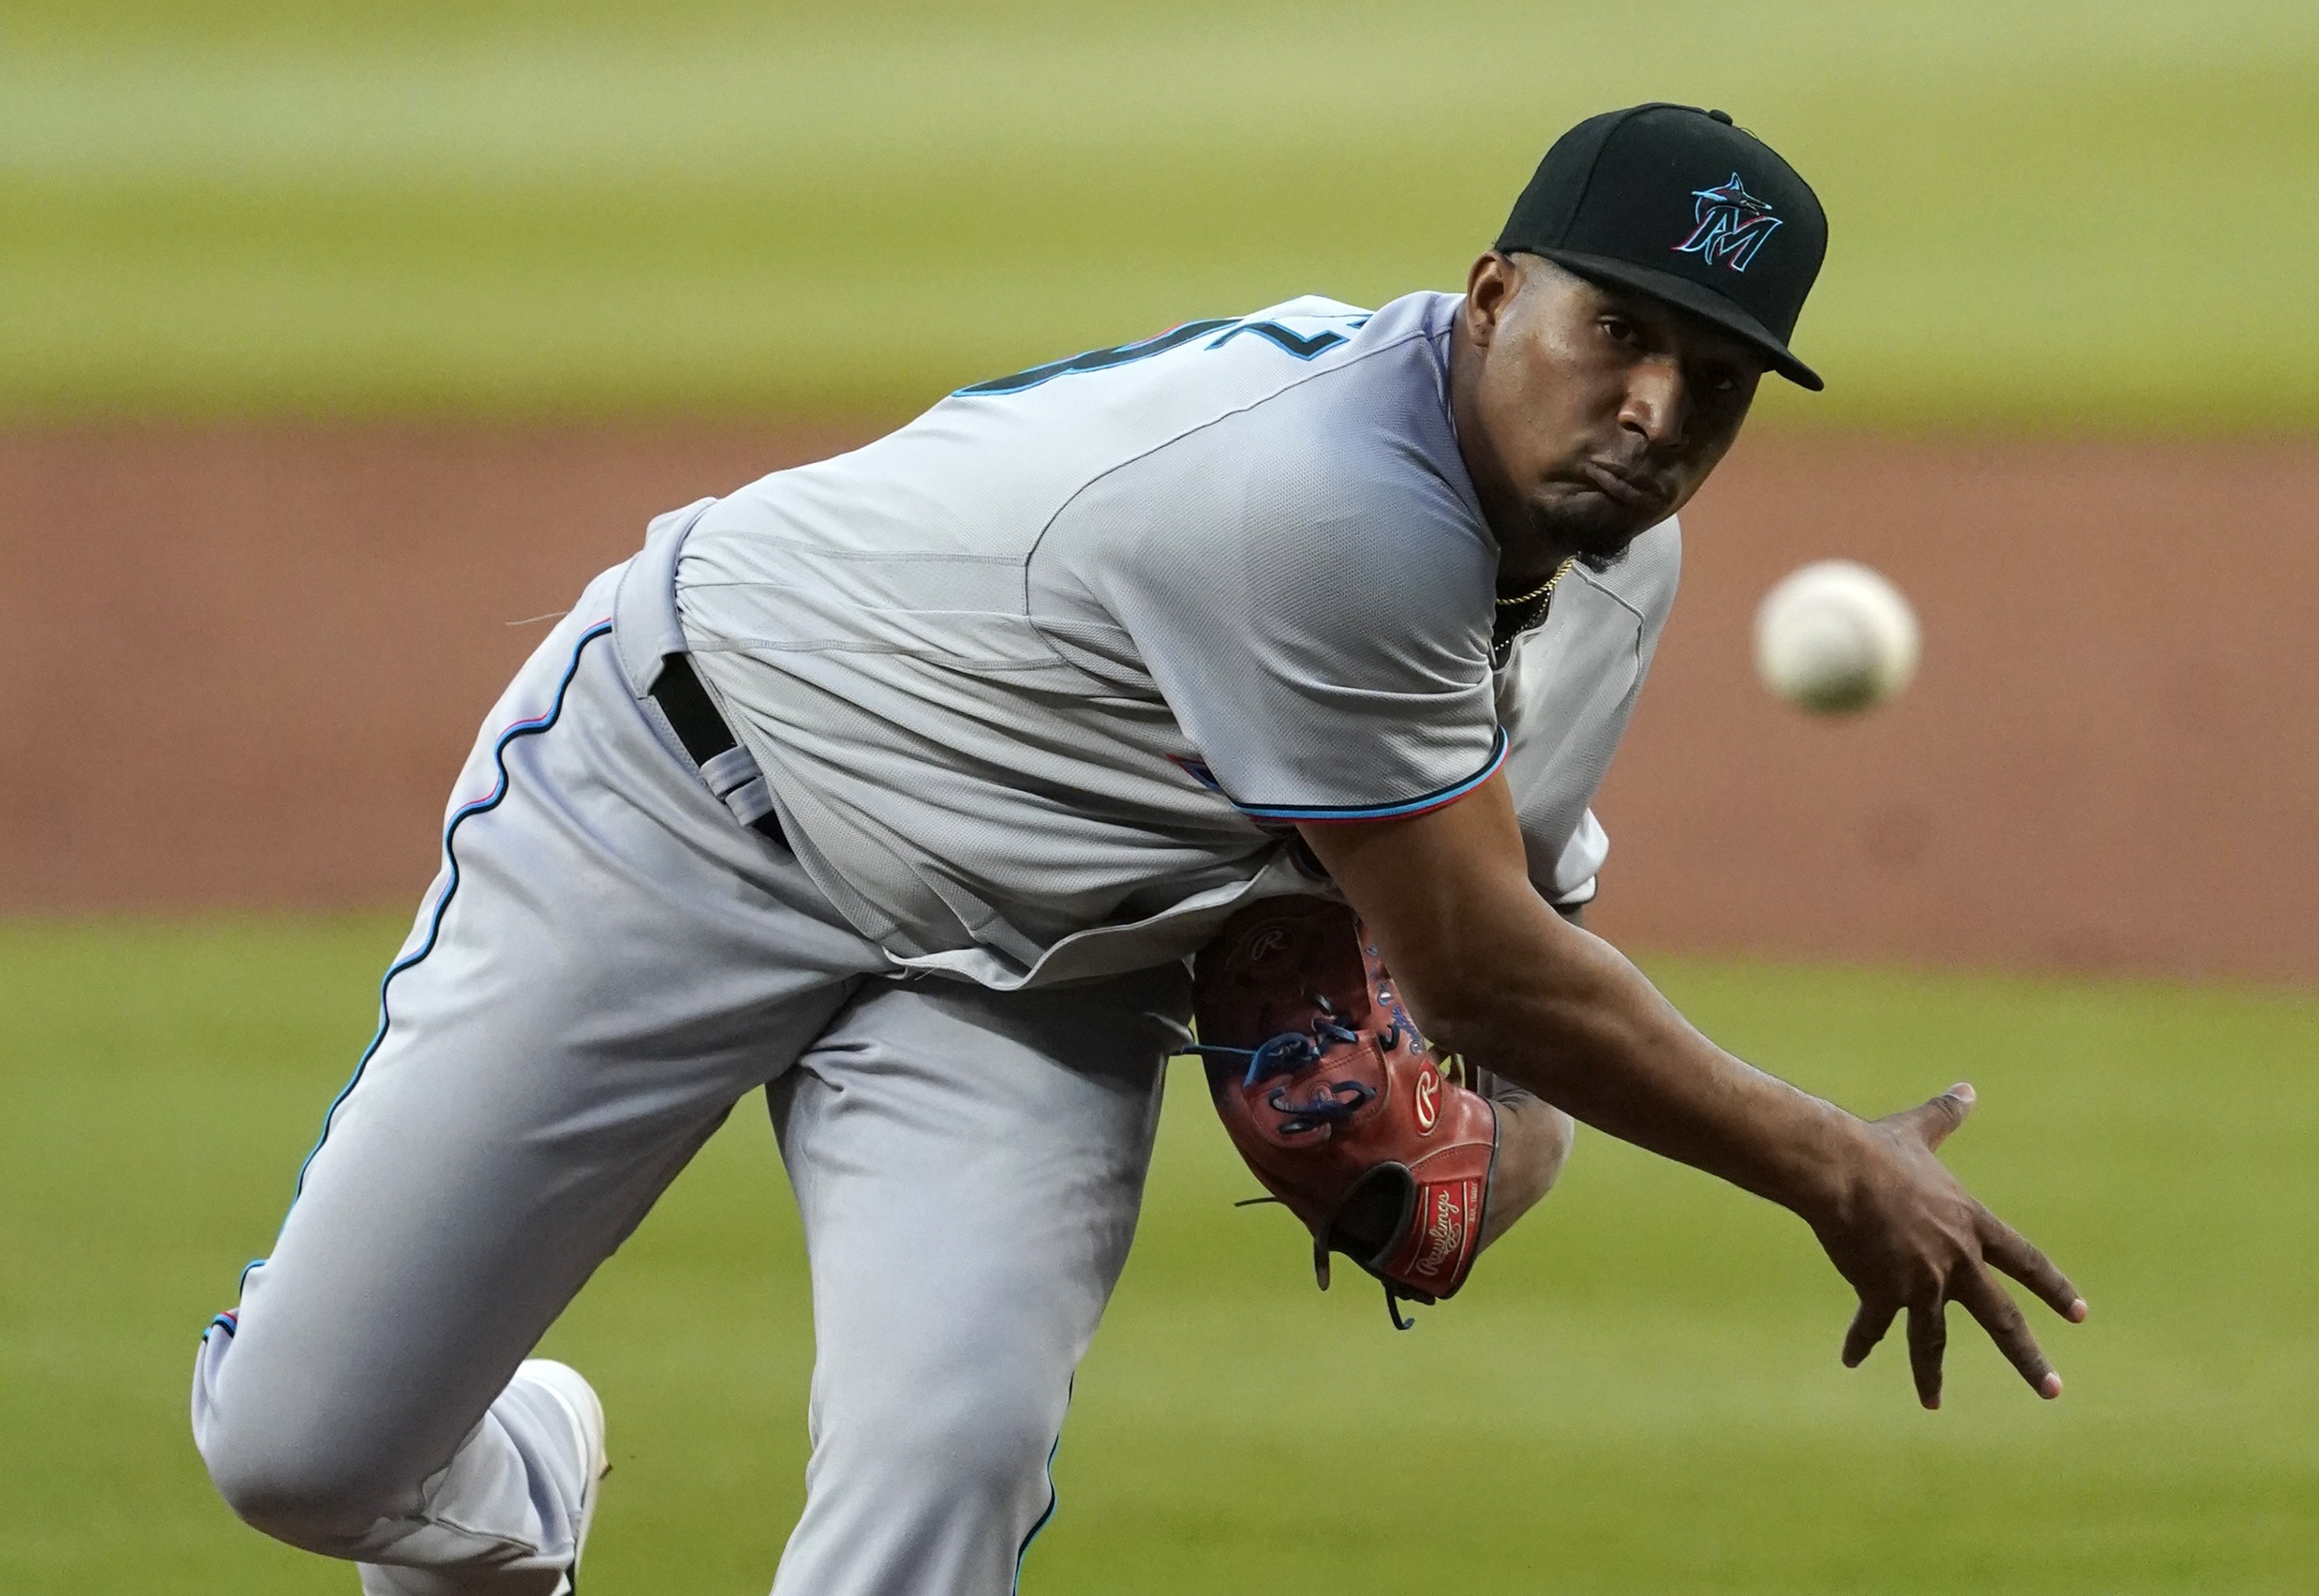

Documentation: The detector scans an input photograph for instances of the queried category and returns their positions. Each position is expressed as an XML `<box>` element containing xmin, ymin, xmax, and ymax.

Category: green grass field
<box><xmin>6</xmin><ymin>5</ymin><xmax>2310</xmax><ymax>1588</ymax></box>
<box><xmin>4</xmin><ymin>0</ymin><xmax>2317</xmax><ymax>429</ymax></box>
<box><xmin>5</xmin><ymin>916</ymin><xmax>2313</xmax><ymax>1594</ymax></box>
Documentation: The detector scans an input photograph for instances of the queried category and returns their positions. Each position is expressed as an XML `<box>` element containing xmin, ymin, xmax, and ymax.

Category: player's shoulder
<box><xmin>1105</xmin><ymin>288</ymin><xmax>1455</xmax><ymax>436</ymax></box>
<box><xmin>1038</xmin><ymin>291</ymin><xmax>1489</xmax><ymax>619</ymax></box>
<box><xmin>1219</xmin><ymin>289</ymin><xmax>1456</xmax><ymax>390</ymax></box>
<box><xmin>1118</xmin><ymin>289</ymin><xmax>1468</xmax><ymax>491</ymax></box>
<box><xmin>910</xmin><ymin>291</ymin><xmax>1438</xmax><ymax>503</ymax></box>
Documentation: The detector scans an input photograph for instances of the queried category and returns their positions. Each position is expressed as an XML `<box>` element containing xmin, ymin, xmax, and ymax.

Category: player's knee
<box><xmin>199</xmin><ymin>1404</ymin><xmax>401</xmax><ymax>1552</ymax></box>
<box><xmin>829</xmin><ymin>1376</ymin><xmax>1061</xmax><ymax>1509</ymax></box>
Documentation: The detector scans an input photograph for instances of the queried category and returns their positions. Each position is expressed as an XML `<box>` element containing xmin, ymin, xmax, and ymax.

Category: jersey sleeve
<box><xmin>1057</xmin><ymin>437</ymin><xmax>1503</xmax><ymax>822</ymax></box>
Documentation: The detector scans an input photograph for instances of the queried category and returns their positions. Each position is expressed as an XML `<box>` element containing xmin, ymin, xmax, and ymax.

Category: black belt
<box><xmin>649</xmin><ymin>654</ymin><xmax>787</xmax><ymax>846</ymax></box>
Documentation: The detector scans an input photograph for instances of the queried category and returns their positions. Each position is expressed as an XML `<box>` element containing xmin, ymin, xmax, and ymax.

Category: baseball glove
<box><xmin>1191</xmin><ymin>895</ymin><xmax>1499</xmax><ymax>1327</ymax></box>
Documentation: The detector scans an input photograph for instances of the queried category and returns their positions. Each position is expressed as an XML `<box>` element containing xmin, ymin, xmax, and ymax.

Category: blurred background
<box><xmin>3</xmin><ymin>2</ymin><xmax>2314</xmax><ymax>1591</ymax></box>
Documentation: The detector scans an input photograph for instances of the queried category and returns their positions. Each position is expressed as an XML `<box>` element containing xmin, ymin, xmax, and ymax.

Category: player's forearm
<box><xmin>1413</xmin><ymin>899</ymin><xmax>1864</xmax><ymax>1223</ymax></box>
<box><xmin>1300</xmin><ymin>781</ymin><xmax>1868</xmax><ymax>1224</ymax></box>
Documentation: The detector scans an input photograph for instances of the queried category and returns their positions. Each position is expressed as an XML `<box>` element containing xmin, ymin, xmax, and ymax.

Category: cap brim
<box><xmin>1535</xmin><ymin>249</ymin><xmax>1824</xmax><ymax>391</ymax></box>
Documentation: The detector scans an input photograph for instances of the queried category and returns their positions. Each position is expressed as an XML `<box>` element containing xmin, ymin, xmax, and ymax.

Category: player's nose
<box><xmin>1618</xmin><ymin>358</ymin><xmax>1691</xmax><ymax>450</ymax></box>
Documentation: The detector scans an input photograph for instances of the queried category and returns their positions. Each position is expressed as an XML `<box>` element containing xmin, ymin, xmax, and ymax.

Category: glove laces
<box><xmin>1187</xmin><ymin>992</ymin><xmax>1380</xmax><ymax>1133</ymax></box>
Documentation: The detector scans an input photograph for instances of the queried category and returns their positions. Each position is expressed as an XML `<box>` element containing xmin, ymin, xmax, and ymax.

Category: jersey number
<box><xmin>956</xmin><ymin>317</ymin><xmax>1356</xmax><ymax>397</ymax></box>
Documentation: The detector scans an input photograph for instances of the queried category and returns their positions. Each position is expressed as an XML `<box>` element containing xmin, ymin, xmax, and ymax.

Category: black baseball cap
<box><xmin>1497</xmin><ymin>104</ymin><xmax>1827</xmax><ymax>390</ymax></box>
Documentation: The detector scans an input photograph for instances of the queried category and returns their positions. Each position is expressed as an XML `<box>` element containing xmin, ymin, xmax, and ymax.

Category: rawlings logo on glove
<box><xmin>1413</xmin><ymin>1065</ymin><xmax>1441</xmax><ymax>1132</ymax></box>
<box><xmin>1192</xmin><ymin>895</ymin><xmax>1500</xmax><ymax>1327</ymax></box>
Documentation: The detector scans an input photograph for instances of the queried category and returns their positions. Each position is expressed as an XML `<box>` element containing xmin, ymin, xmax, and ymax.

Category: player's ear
<box><xmin>1462</xmin><ymin>252</ymin><xmax>1520</xmax><ymax>346</ymax></box>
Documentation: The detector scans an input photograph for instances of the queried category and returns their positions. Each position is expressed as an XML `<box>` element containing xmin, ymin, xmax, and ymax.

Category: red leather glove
<box><xmin>1193</xmin><ymin>895</ymin><xmax>1499</xmax><ymax>1327</ymax></box>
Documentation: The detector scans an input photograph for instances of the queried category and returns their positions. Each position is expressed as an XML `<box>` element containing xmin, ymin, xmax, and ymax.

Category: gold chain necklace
<box><xmin>1496</xmin><ymin>554</ymin><xmax>1578</xmax><ymax>608</ymax></box>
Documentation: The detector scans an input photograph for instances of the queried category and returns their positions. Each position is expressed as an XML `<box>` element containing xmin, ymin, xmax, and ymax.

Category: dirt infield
<box><xmin>4</xmin><ymin>424</ymin><xmax>2313</xmax><ymax>982</ymax></box>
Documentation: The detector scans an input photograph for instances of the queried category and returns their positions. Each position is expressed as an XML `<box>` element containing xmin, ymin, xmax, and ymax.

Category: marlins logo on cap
<box><xmin>1674</xmin><ymin>174</ymin><xmax>1783</xmax><ymax>273</ymax></box>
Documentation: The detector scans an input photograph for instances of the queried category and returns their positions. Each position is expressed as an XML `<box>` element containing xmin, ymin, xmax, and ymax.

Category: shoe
<box><xmin>518</xmin><ymin>1360</ymin><xmax>608</xmax><ymax>1595</ymax></box>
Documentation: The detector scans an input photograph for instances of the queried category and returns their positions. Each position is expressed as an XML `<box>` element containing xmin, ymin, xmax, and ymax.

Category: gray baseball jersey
<box><xmin>194</xmin><ymin>289</ymin><xmax>1681</xmax><ymax>1596</ymax></box>
<box><xmin>677</xmin><ymin>290</ymin><xmax>1678</xmax><ymax>988</ymax></box>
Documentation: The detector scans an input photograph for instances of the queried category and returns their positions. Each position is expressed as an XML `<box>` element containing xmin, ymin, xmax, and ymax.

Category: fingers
<box><xmin>1954</xmin><ymin>1264</ymin><xmax>2063</xmax><ymax>1399</ymax></box>
<box><xmin>1841</xmin><ymin>1298</ymin><xmax>1898</xmax><ymax>1368</ymax></box>
<box><xmin>1980</xmin><ymin>1215</ymin><xmax>2089</xmax><ymax>1322</ymax></box>
<box><xmin>1907</xmin><ymin>1299</ymin><xmax>1949</xmax><ymax>1408</ymax></box>
<box><xmin>1900</xmin><ymin>1082</ymin><xmax>1976</xmax><ymax>1150</ymax></box>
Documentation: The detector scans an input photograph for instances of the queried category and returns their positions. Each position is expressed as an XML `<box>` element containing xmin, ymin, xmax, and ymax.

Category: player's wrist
<box><xmin>1761</xmin><ymin>1096</ymin><xmax>1880</xmax><ymax>1230</ymax></box>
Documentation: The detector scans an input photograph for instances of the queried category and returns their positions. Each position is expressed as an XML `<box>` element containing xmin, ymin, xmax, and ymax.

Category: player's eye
<box><xmin>1692</xmin><ymin>358</ymin><xmax>1744</xmax><ymax>396</ymax></box>
<box><xmin>1599</xmin><ymin>316</ymin><xmax>1640</xmax><ymax>348</ymax></box>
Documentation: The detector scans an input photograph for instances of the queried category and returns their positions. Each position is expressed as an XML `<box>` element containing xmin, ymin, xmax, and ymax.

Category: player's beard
<box><xmin>1528</xmin><ymin>493</ymin><xmax>1643</xmax><ymax>574</ymax></box>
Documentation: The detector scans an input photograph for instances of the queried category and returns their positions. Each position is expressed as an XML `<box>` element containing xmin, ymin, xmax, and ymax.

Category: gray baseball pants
<box><xmin>190</xmin><ymin>568</ymin><xmax>1189</xmax><ymax>1594</ymax></box>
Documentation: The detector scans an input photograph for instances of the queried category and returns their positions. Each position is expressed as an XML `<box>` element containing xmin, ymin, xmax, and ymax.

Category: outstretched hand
<box><xmin>1287</xmin><ymin>782</ymin><xmax>2086</xmax><ymax>1404</ymax></box>
<box><xmin>1812</xmin><ymin>1083</ymin><xmax>2087</xmax><ymax>1408</ymax></box>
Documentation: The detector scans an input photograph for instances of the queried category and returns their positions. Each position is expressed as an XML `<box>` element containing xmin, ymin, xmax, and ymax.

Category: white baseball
<box><xmin>1753</xmin><ymin>560</ymin><xmax>1920</xmax><ymax>715</ymax></box>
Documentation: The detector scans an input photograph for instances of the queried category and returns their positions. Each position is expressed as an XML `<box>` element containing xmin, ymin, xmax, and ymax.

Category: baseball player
<box><xmin>193</xmin><ymin>104</ymin><xmax>2083</xmax><ymax>1594</ymax></box>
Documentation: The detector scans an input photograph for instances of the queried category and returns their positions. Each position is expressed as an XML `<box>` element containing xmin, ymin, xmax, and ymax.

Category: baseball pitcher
<box><xmin>192</xmin><ymin>104</ymin><xmax>2083</xmax><ymax>1595</ymax></box>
